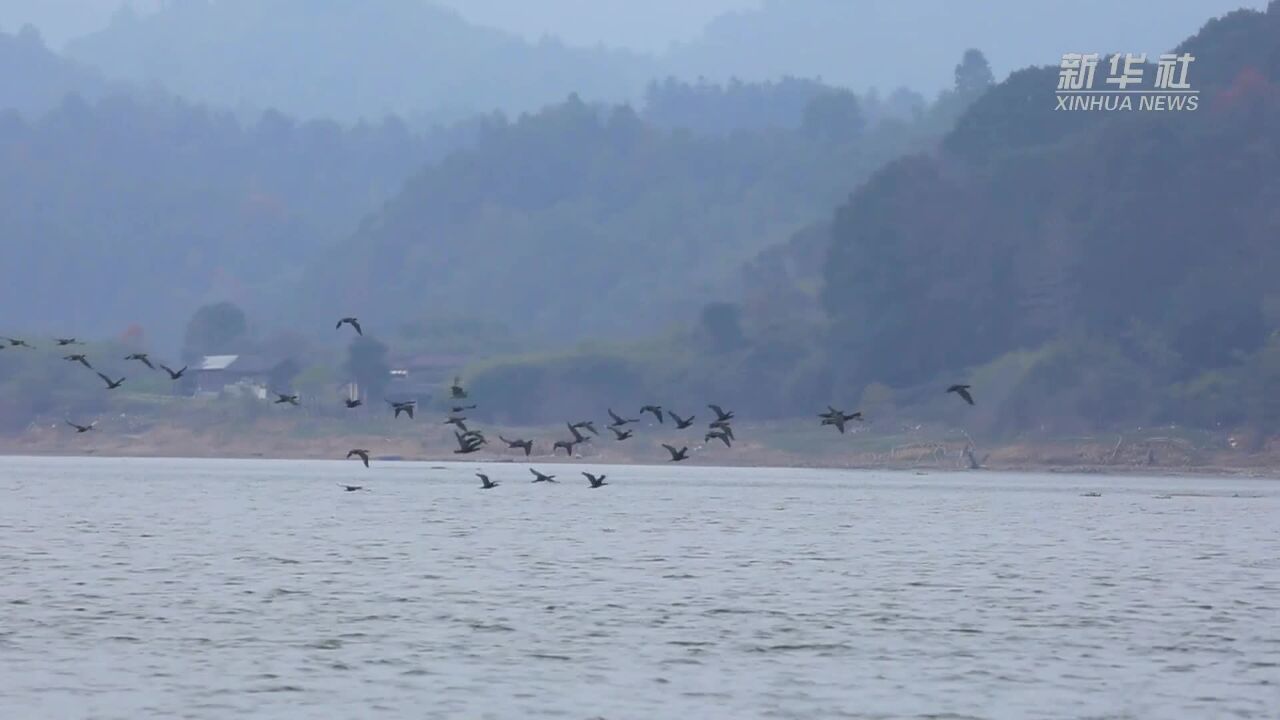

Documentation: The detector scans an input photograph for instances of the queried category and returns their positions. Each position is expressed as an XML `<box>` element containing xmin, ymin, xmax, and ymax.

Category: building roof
<box><xmin>198</xmin><ymin>354</ymin><xmax>239</xmax><ymax>371</ymax></box>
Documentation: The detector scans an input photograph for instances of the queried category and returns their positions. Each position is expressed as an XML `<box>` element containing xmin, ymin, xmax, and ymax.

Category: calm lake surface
<box><xmin>1</xmin><ymin>456</ymin><xmax>1277</xmax><ymax>719</ymax></box>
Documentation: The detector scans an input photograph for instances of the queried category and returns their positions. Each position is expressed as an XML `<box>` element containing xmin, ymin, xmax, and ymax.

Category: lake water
<box><xmin>1</xmin><ymin>456</ymin><xmax>1277</xmax><ymax>719</ymax></box>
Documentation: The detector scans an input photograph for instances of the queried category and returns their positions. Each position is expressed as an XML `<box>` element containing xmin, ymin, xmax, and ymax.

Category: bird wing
<box><xmin>959</xmin><ymin>389</ymin><xmax>975</xmax><ymax>405</ymax></box>
<box><xmin>351</xmin><ymin>320</ymin><xmax>362</xmax><ymax>335</ymax></box>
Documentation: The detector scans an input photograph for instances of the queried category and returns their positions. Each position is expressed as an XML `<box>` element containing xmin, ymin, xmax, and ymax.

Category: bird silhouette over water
<box><xmin>607</xmin><ymin>409</ymin><xmax>638</xmax><ymax>427</ymax></box>
<box><xmin>708</xmin><ymin>404</ymin><xmax>735</xmax><ymax>423</ymax></box>
<box><xmin>4</xmin><ymin>337</ymin><xmax>33</xmax><ymax>348</ymax></box>
<box><xmin>339</xmin><ymin>484</ymin><xmax>366</xmax><ymax>492</ymax></box>
<box><xmin>583</xmin><ymin>472</ymin><xmax>608</xmax><ymax>488</ymax></box>
<box><xmin>553</xmin><ymin>439</ymin><xmax>579</xmax><ymax>456</ymax></box>
<box><xmin>566</xmin><ymin>422</ymin><xmax>590</xmax><ymax>444</ymax></box>
<box><xmin>96</xmin><ymin>372</ymin><xmax>125</xmax><ymax>390</ymax></box>
<box><xmin>454</xmin><ymin>431</ymin><xmax>483</xmax><ymax>454</ymax></box>
<box><xmin>640</xmin><ymin>405</ymin><xmax>664</xmax><ymax>424</ymax></box>
<box><xmin>669</xmin><ymin>411</ymin><xmax>695</xmax><ymax>429</ymax></box>
<box><xmin>344</xmin><ymin>398</ymin><xmax>362</xmax><ymax>409</ymax></box>
<box><xmin>63</xmin><ymin>354</ymin><xmax>92</xmax><ymax>369</ymax></box>
<box><xmin>444</xmin><ymin>416</ymin><xmax>469</xmax><ymax>431</ymax></box>
<box><xmin>159</xmin><ymin>364</ymin><xmax>187</xmax><ymax>380</ymax></box>
<box><xmin>346</xmin><ymin>449</ymin><xmax>370</xmax><ymax>468</ymax></box>
<box><xmin>477</xmin><ymin>472</ymin><xmax>498</xmax><ymax>489</ymax></box>
<box><xmin>499</xmin><ymin>436</ymin><xmax>534</xmax><ymax>456</ymax></box>
<box><xmin>125</xmin><ymin>353</ymin><xmax>155</xmax><ymax>370</ymax></box>
<box><xmin>610</xmin><ymin>426</ymin><xmax>633</xmax><ymax>441</ymax></box>
<box><xmin>55</xmin><ymin>338</ymin><xmax>80</xmax><ymax>346</ymax></box>
<box><xmin>274</xmin><ymin>392</ymin><xmax>299</xmax><ymax>405</ymax></box>
<box><xmin>530</xmin><ymin>468</ymin><xmax>558</xmax><ymax>483</ymax></box>
<box><xmin>388</xmin><ymin>400</ymin><xmax>415</xmax><ymax>419</ymax></box>
<box><xmin>66</xmin><ymin>420</ymin><xmax>96</xmax><ymax>433</ymax></box>
<box><xmin>947</xmin><ymin>384</ymin><xmax>975</xmax><ymax>405</ymax></box>
<box><xmin>662</xmin><ymin>444</ymin><xmax>689</xmax><ymax>462</ymax></box>
<box><xmin>336</xmin><ymin>317</ymin><xmax>363</xmax><ymax>335</ymax></box>
<box><xmin>709</xmin><ymin>421</ymin><xmax>735</xmax><ymax>441</ymax></box>
<box><xmin>705</xmin><ymin>430</ymin><xmax>732</xmax><ymax>447</ymax></box>
<box><xmin>820</xmin><ymin>408</ymin><xmax>863</xmax><ymax>434</ymax></box>
<box><xmin>451</xmin><ymin>404</ymin><xmax>477</xmax><ymax>413</ymax></box>
<box><xmin>571</xmin><ymin>420</ymin><xmax>599</xmax><ymax>436</ymax></box>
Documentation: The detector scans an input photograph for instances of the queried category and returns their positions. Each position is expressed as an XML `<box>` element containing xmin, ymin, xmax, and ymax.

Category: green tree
<box><xmin>954</xmin><ymin>48</ymin><xmax>995</xmax><ymax>98</ymax></box>
<box><xmin>181</xmin><ymin>302</ymin><xmax>248</xmax><ymax>362</ymax></box>
<box><xmin>344</xmin><ymin>336</ymin><xmax>390</xmax><ymax>402</ymax></box>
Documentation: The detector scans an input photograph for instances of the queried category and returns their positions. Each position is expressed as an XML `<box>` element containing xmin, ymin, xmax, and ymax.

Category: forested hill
<box><xmin>0</xmin><ymin>25</ymin><xmax>111</xmax><ymax>116</ymax></box>
<box><xmin>295</xmin><ymin>78</ymin><xmax>962</xmax><ymax>345</ymax></box>
<box><xmin>821</xmin><ymin>3</ymin><xmax>1280</xmax><ymax>432</ymax></box>
<box><xmin>64</xmin><ymin>0</ymin><xmax>654</xmax><ymax>123</ymax></box>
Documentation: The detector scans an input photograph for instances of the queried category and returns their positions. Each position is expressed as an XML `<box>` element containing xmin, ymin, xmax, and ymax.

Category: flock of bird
<box><xmin>2</xmin><ymin>323</ymin><xmax>978</xmax><ymax>492</ymax></box>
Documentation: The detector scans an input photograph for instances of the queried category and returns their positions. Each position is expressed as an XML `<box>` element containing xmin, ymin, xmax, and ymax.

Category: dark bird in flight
<box><xmin>339</xmin><ymin>484</ymin><xmax>365</xmax><ymax>492</ymax></box>
<box><xmin>159</xmin><ymin>364</ymin><xmax>187</xmax><ymax>380</ymax></box>
<box><xmin>66</xmin><ymin>420</ymin><xmax>96</xmax><ymax>433</ymax></box>
<box><xmin>566</xmin><ymin>422</ymin><xmax>590</xmax><ymax>444</ymax></box>
<box><xmin>607</xmin><ymin>409</ymin><xmax>638</xmax><ymax>427</ymax></box>
<box><xmin>947</xmin><ymin>384</ymin><xmax>975</xmax><ymax>405</ymax></box>
<box><xmin>477</xmin><ymin>472</ymin><xmax>498</xmax><ymax>489</ymax></box>
<box><xmin>125</xmin><ymin>353</ymin><xmax>155</xmax><ymax>370</ymax></box>
<box><xmin>444</xmin><ymin>416</ymin><xmax>469</xmax><ymax>431</ymax></box>
<box><xmin>451</xmin><ymin>404</ymin><xmax>477</xmax><ymax>413</ymax></box>
<box><xmin>4</xmin><ymin>337</ymin><xmax>33</xmax><ymax>348</ymax></box>
<box><xmin>346</xmin><ymin>449</ymin><xmax>370</xmax><ymax>468</ymax></box>
<box><xmin>454</xmin><ymin>431</ymin><xmax>483</xmax><ymax>454</ymax></box>
<box><xmin>820</xmin><ymin>409</ymin><xmax>863</xmax><ymax>434</ymax></box>
<box><xmin>55</xmin><ymin>338</ymin><xmax>80</xmax><ymax>346</ymax></box>
<box><xmin>709</xmin><ymin>421</ymin><xmax>735</xmax><ymax>441</ymax></box>
<box><xmin>669</xmin><ymin>411</ymin><xmax>695</xmax><ymax>429</ymax></box>
<box><xmin>553</xmin><ymin>439</ymin><xmax>579</xmax><ymax>456</ymax></box>
<box><xmin>274</xmin><ymin>392</ymin><xmax>300</xmax><ymax>405</ymax></box>
<box><xmin>705</xmin><ymin>430</ymin><xmax>732</xmax><ymax>448</ymax></box>
<box><xmin>583</xmin><ymin>472</ymin><xmax>608</xmax><ymax>488</ymax></box>
<box><xmin>450</xmin><ymin>376</ymin><xmax>467</xmax><ymax>399</ymax></box>
<box><xmin>640</xmin><ymin>405</ymin><xmax>664</xmax><ymax>424</ymax></box>
<box><xmin>461</xmin><ymin>429</ymin><xmax>487</xmax><ymax>446</ymax></box>
<box><xmin>388</xmin><ymin>400</ymin><xmax>415</xmax><ymax>419</ymax></box>
<box><xmin>708</xmin><ymin>404</ymin><xmax>735</xmax><ymax>423</ymax></box>
<box><xmin>662</xmin><ymin>444</ymin><xmax>689</xmax><ymax>462</ymax></box>
<box><xmin>530</xmin><ymin>468</ymin><xmax>558</xmax><ymax>483</ymax></box>
<box><xmin>96</xmin><ymin>372</ymin><xmax>125</xmax><ymax>390</ymax></box>
<box><xmin>344</xmin><ymin>398</ymin><xmax>363</xmax><ymax>409</ymax></box>
<box><xmin>63</xmin><ymin>354</ymin><xmax>93</xmax><ymax>369</ymax></box>
<box><xmin>610</xmin><ymin>426</ymin><xmax>633</xmax><ymax>441</ymax></box>
<box><xmin>499</xmin><ymin>436</ymin><xmax>534</xmax><ymax>456</ymax></box>
<box><xmin>336</xmin><ymin>317</ymin><xmax>363</xmax><ymax>335</ymax></box>
<box><xmin>571</xmin><ymin>420</ymin><xmax>600</xmax><ymax>436</ymax></box>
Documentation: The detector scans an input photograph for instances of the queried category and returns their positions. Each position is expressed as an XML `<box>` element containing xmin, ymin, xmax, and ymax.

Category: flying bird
<box><xmin>477</xmin><ymin>472</ymin><xmax>499</xmax><ymax>489</ymax></box>
<box><xmin>583</xmin><ymin>472</ymin><xmax>608</xmax><ymax>488</ymax></box>
<box><xmin>708</xmin><ymin>404</ymin><xmax>735</xmax><ymax>423</ymax></box>
<box><xmin>4</xmin><ymin>337</ymin><xmax>33</xmax><ymax>348</ymax></box>
<box><xmin>450</xmin><ymin>376</ymin><xmax>467</xmax><ymax>399</ymax></box>
<box><xmin>95</xmin><ymin>372</ymin><xmax>125</xmax><ymax>390</ymax></box>
<box><xmin>336</xmin><ymin>317</ymin><xmax>363</xmax><ymax>335</ymax></box>
<box><xmin>947</xmin><ymin>384</ymin><xmax>975</xmax><ymax>405</ymax></box>
<box><xmin>529</xmin><ymin>468</ymin><xmax>558</xmax><ymax>483</ymax></box>
<box><xmin>125</xmin><ymin>353</ymin><xmax>155</xmax><ymax>370</ymax></box>
<box><xmin>346</xmin><ymin>449</ymin><xmax>370</xmax><ymax>468</ymax></box>
<box><xmin>63</xmin><ymin>354</ymin><xmax>93</xmax><ymax>369</ymax></box>
<box><xmin>571</xmin><ymin>420</ymin><xmax>599</xmax><ymax>436</ymax></box>
<box><xmin>451</xmin><ymin>404</ymin><xmax>477</xmax><ymax>413</ymax></box>
<box><xmin>454</xmin><ymin>431</ymin><xmax>483</xmax><ymax>454</ymax></box>
<box><xmin>705</xmin><ymin>430</ymin><xmax>732</xmax><ymax>447</ymax></box>
<box><xmin>159</xmin><ymin>364</ymin><xmax>187</xmax><ymax>380</ymax></box>
<box><xmin>669</xmin><ymin>411</ymin><xmax>695</xmax><ymax>429</ymax></box>
<box><xmin>820</xmin><ymin>409</ymin><xmax>864</xmax><ymax>434</ymax></box>
<box><xmin>499</xmin><ymin>436</ymin><xmax>534</xmax><ymax>456</ymax></box>
<box><xmin>607</xmin><ymin>409</ymin><xmax>638</xmax><ymax>427</ymax></box>
<box><xmin>339</xmin><ymin>484</ymin><xmax>365</xmax><ymax>492</ymax></box>
<box><xmin>553</xmin><ymin>439</ymin><xmax>579</xmax><ymax>456</ymax></box>
<box><xmin>388</xmin><ymin>400</ymin><xmax>415</xmax><ymax>419</ymax></box>
<box><xmin>640</xmin><ymin>405</ymin><xmax>664</xmax><ymax>424</ymax></box>
<box><xmin>610</xmin><ymin>426</ymin><xmax>633</xmax><ymax>441</ymax></box>
<box><xmin>66</xmin><ymin>420</ymin><xmax>96</xmax><ymax>433</ymax></box>
<box><xmin>566</xmin><ymin>422</ymin><xmax>590</xmax><ymax>444</ymax></box>
<box><xmin>344</xmin><ymin>398</ymin><xmax>363</xmax><ymax>409</ymax></box>
<box><xmin>662</xmin><ymin>444</ymin><xmax>689</xmax><ymax>462</ymax></box>
<box><xmin>444</xmin><ymin>416</ymin><xmax>469</xmax><ymax>431</ymax></box>
<box><xmin>709</xmin><ymin>421</ymin><xmax>735</xmax><ymax>441</ymax></box>
<box><xmin>274</xmin><ymin>393</ymin><xmax>300</xmax><ymax>405</ymax></box>
<box><xmin>55</xmin><ymin>338</ymin><xmax>80</xmax><ymax>346</ymax></box>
